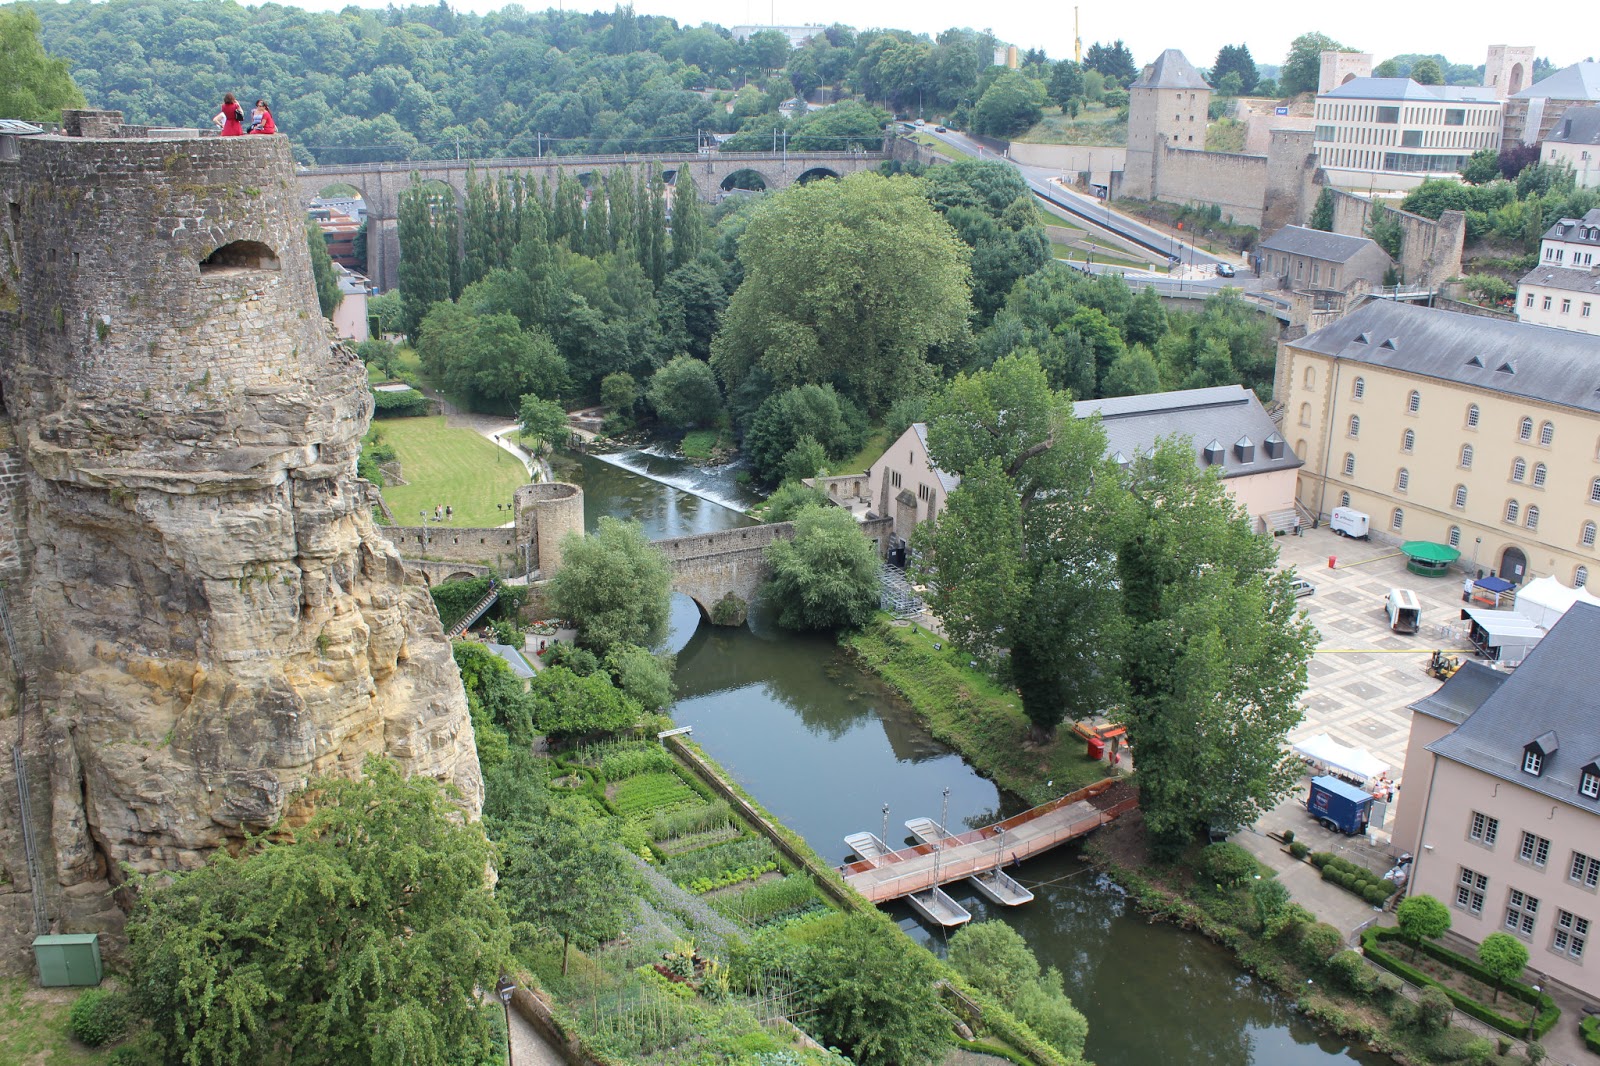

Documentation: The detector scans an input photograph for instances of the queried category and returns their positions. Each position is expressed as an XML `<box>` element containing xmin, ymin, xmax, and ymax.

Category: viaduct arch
<box><xmin>296</xmin><ymin>149</ymin><xmax>888</xmax><ymax>291</ymax></box>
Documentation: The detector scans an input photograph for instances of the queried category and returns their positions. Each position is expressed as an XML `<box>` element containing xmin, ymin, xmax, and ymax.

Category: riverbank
<box><xmin>1085</xmin><ymin>814</ymin><xmax>1544</xmax><ymax>1066</ymax></box>
<box><xmin>841</xmin><ymin>618</ymin><xmax>1111</xmax><ymax>806</ymax></box>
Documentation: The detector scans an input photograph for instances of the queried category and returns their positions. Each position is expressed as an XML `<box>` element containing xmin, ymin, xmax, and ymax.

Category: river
<box><xmin>574</xmin><ymin>445</ymin><xmax>1387</xmax><ymax>1066</ymax></box>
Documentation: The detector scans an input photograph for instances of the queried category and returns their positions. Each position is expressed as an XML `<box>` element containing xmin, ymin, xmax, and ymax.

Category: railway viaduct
<box><xmin>295</xmin><ymin>149</ymin><xmax>889</xmax><ymax>291</ymax></box>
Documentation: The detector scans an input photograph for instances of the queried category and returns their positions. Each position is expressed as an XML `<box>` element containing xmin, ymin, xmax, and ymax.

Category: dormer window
<box><xmin>1524</xmin><ymin>731</ymin><xmax>1559</xmax><ymax>777</ymax></box>
<box><xmin>1583</xmin><ymin>761</ymin><xmax>1600</xmax><ymax>799</ymax></box>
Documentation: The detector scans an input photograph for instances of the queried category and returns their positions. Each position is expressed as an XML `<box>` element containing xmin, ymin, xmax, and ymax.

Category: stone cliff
<box><xmin>0</xmin><ymin>113</ymin><xmax>480</xmax><ymax>968</ymax></box>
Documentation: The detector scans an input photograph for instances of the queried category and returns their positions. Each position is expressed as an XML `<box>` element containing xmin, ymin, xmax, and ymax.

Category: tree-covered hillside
<box><xmin>26</xmin><ymin>0</ymin><xmax>1071</xmax><ymax>165</ymax></box>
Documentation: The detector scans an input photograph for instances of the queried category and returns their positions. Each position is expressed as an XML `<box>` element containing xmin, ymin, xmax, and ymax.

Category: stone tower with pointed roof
<box><xmin>1123</xmin><ymin>48</ymin><xmax>1212</xmax><ymax>199</ymax></box>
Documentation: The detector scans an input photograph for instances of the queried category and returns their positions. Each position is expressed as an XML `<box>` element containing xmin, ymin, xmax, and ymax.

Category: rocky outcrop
<box><xmin>0</xmin><ymin>115</ymin><xmax>479</xmax><ymax>968</ymax></box>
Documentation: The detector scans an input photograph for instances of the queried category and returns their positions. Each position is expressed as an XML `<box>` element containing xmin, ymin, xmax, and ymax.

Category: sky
<box><xmin>284</xmin><ymin>0</ymin><xmax>1600</xmax><ymax>71</ymax></box>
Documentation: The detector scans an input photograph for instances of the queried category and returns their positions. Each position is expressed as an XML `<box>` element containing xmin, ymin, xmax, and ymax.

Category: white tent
<box><xmin>1515</xmin><ymin>576</ymin><xmax>1600</xmax><ymax>630</ymax></box>
<box><xmin>1291</xmin><ymin>733</ymin><xmax>1388</xmax><ymax>782</ymax></box>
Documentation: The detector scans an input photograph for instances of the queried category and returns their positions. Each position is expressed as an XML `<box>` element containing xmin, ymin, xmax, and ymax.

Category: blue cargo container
<box><xmin>1306</xmin><ymin>775</ymin><xmax>1373</xmax><ymax>836</ymax></box>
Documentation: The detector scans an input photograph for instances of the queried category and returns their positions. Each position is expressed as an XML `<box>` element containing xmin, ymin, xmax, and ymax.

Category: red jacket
<box><xmin>218</xmin><ymin>102</ymin><xmax>245</xmax><ymax>136</ymax></box>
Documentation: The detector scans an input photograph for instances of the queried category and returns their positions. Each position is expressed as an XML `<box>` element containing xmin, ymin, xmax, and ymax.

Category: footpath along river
<box><xmin>564</xmin><ymin>447</ymin><xmax>1388</xmax><ymax>1066</ymax></box>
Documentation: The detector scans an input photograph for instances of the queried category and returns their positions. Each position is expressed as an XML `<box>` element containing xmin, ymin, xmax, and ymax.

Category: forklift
<box><xmin>1425</xmin><ymin>649</ymin><xmax>1462</xmax><ymax>680</ymax></box>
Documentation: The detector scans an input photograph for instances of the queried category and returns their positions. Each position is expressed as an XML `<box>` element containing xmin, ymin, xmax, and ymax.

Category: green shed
<box><xmin>32</xmin><ymin>933</ymin><xmax>103</xmax><ymax>987</ymax></box>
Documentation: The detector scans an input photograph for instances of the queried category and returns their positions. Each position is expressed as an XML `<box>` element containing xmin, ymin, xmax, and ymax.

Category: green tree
<box><xmin>711</xmin><ymin>172</ymin><xmax>973</xmax><ymax>414</ymax></box>
<box><xmin>658</xmin><ymin>261</ymin><xmax>728</xmax><ymax>360</ymax></box>
<box><xmin>742</xmin><ymin>384</ymin><xmax>865</xmax><ymax>485</ymax></box>
<box><xmin>1309</xmin><ymin>187</ymin><xmax>1335</xmax><ymax>231</ymax></box>
<box><xmin>1084</xmin><ymin>40</ymin><xmax>1137</xmax><ymax>84</ymax></box>
<box><xmin>918</xmin><ymin>353</ymin><xmax>1124</xmax><ymax>739</ymax></box>
<box><xmin>1463</xmin><ymin>273</ymin><xmax>1513</xmax><ymax>305</ymax></box>
<box><xmin>647</xmin><ymin>354</ymin><xmax>723</xmax><ymax>428</ymax></box>
<box><xmin>0</xmin><ymin>9</ymin><xmax>84</xmax><ymax>122</ymax></box>
<box><xmin>1462</xmin><ymin>148</ymin><xmax>1502</xmax><ymax>184</ymax></box>
<box><xmin>546</xmin><ymin>516</ymin><xmax>671</xmax><ymax>654</ymax></box>
<box><xmin>669</xmin><ymin>168</ymin><xmax>708</xmax><ymax>269</ymax></box>
<box><xmin>1048</xmin><ymin>60</ymin><xmax>1085</xmax><ymax>110</ymax></box>
<box><xmin>397</xmin><ymin>185</ymin><xmax>459</xmax><ymax>338</ymax></box>
<box><xmin>947</xmin><ymin>921</ymin><xmax>1038</xmax><ymax>1000</ymax></box>
<box><xmin>972</xmin><ymin>71</ymin><xmax>1046</xmax><ymax>137</ymax></box>
<box><xmin>496</xmin><ymin>806</ymin><xmax>631</xmax><ymax>975</ymax></box>
<box><xmin>600</xmin><ymin>371</ymin><xmax>639</xmax><ymax>417</ymax></box>
<box><xmin>1366</xmin><ymin>203</ymin><xmax>1404</xmax><ymax>260</ymax></box>
<box><xmin>762</xmin><ymin>479</ymin><xmax>830</xmax><ymax>522</ymax></box>
<box><xmin>795</xmin><ymin>914</ymin><xmax>950</xmax><ymax>1066</ymax></box>
<box><xmin>1101</xmin><ymin>344</ymin><xmax>1162</xmax><ymax>397</ymax></box>
<box><xmin>518</xmin><ymin>393</ymin><xmax>568</xmax><ymax>448</ymax></box>
<box><xmin>126</xmin><ymin>758</ymin><xmax>508</xmax><ymax>1066</ymax></box>
<box><xmin>1281</xmin><ymin>33</ymin><xmax>1352</xmax><ymax>95</ymax></box>
<box><xmin>1409</xmin><ymin>57</ymin><xmax>1443</xmax><ymax>85</ymax></box>
<box><xmin>525</xmin><ymin>665</ymin><xmax>641</xmax><ymax>738</ymax></box>
<box><xmin>421</xmin><ymin>310</ymin><xmax>567</xmax><ymax>412</ymax></box>
<box><xmin>1478</xmin><ymin>932</ymin><xmax>1529</xmax><ymax>1004</ymax></box>
<box><xmin>306</xmin><ymin>221</ymin><xmax>343</xmax><ymax>319</ymax></box>
<box><xmin>605</xmin><ymin>643</ymin><xmax>675</xmax><ymax>711</ymax></box>
<box><xmin>780</xmin><ymin>434</ymin><xmax>828</xmax><ymax>483</ymax></box>
<box><xmin>923</xmin><ymin>161</ymin><xmax>1050</xmax><ymax>320</ymax></box>
<box><xmin>1111</xmin><ymin>442</ymin><xmax>1317</xmax><ymax>850</ymax></box>
<box><xmin>1395</xmin><ymin>894</ymin><xmax>1451</xmax><ymax>961</ymax></box>
<box><xmin>764</xmin><ymin>503</ymin><xmax>881</xmax><ymax>632</ymax></box>
<box><xmin>1210</xmin><ymin>44</ymin><xmax>1259</xmax><ymax>93</ymax></box>
<box><xmin>1373</xmin><ymin>59</ymin><xmax>1402</xmax><ymax>78</ymax></box>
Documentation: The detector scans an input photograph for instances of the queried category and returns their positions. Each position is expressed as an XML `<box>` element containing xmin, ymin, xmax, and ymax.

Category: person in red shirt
<box><xmin>247</xmin><ymin>100</ymin><xmax>277</xmax><ymax>135</ymax></box>
<box><xmin>213</xmin><ymin>93</ymin><xmax>245</xmax><ymax>136</ymax></box>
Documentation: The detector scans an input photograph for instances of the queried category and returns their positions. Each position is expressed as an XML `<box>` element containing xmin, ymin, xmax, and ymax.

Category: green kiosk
<box><xmin>1401</xmin><ymin>541</ymin><xmax>1460</xmax><ymax>578</ymax></box>
<box><xmin>32</xmin><ymin>933</ymin><xmax>103</xmax><ymax>987</ymax></box>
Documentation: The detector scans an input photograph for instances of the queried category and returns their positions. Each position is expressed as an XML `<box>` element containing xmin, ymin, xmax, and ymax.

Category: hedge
<box><xmin>371</xmin><ymin>387</ymin><xmax>430</xmax><ymax>417</ymax></box>
<box><xmin>1582</xmin><ymin>1014</ymin><xmax>1600</xmax><ymax>1053</ymax></box>
<box><xmin>1361</xmin><ymin>926</ymin><xmax>1560</xmax><ymax>1038</ymax></box>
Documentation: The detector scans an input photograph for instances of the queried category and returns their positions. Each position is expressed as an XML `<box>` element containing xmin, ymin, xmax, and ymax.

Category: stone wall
<box><xmin>1150</xmin><ymin>146</ymin><xmax>1269</xmax><ymax>227</ymax></box>
<box><xmin>383</xmin><ymin>526</ymin><xmax>520</xmax><ymax>574</ymax></box>
<box><xmin>1328</xmin><ymin>189</ymin><xmax>1466</xmax><ymax>290</ymax></box>
<box><xmin>1262</xmin><ymin>130</ymin><xmax>1321</xmax><ymax>233</ymax></box>
<box><xmin>0</xmin><ymin>118</ymin><xmax>481</xmax><ymax>969</ymax></box>
<box><xmin>1004</xmin><ymin>142</ymin><xmax>1128</xmax><ymax>178</ymax></box>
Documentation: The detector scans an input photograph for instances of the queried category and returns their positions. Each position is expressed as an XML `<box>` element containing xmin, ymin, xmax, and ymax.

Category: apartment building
<box><xmin>1543</xmin><ymin>106</ymin><xmax>1600</xmax><ymax>188</ymax></box>
<box><xmin>1391</xmin><ymin>604</ymin><xmax>1600</xmax><ymax>1000</ymax></box>
<box><xmin>1278</xmin><ymin>300</ymin><xmax>1600</xmax><ymax>590</ymax></box>
<box><xmin>1313</xmin><ymin>78</ymin><xmax>1502</xmax><ymax>191</ymax></box>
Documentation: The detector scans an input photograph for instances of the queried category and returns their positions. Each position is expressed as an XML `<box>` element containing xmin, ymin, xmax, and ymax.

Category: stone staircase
<box><xmin>447</xmin><ymin>586</ymin><xmax>500</xmax><ymax>639</ymax></box>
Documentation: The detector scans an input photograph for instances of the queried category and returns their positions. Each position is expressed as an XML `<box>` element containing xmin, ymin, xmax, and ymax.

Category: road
<box><xmin>919</xmin><ymin>126</ymin><xmax>1257</xmax><ymax>293</ymax></box>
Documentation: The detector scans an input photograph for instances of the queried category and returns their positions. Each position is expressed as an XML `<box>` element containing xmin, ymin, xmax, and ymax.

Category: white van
<box><xmin>1385</xmin><ymin>588</ymin><xmax>1421</xmax><ymax>634</ymax></box>
<box><xmin>1330</xmin><ymin>507</ymin><xmax>1370</xmax><ymax>539</ymax></box>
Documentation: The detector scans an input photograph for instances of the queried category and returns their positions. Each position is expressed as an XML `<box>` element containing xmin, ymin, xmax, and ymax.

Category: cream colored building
<box><xmin>1313</xmin><ymin>78</ymin><xmax>1502</xmax><ymax>192</ymax></box>
<box><xmin>864</xmin><ymin>423</ymin><xmax>958</xmax><ymax>547</ymax></box>
<box><xmin>1516</xmin><ymin>265</ymin><xmax>1600</xmax><ymax>335</ymax></box>
<box><xmin>1279</xmin><ymin>300</ymin><xmax>1600</xmax><ymax>590</ymax></box>
<box><xmin>1543</xmin><ymin>106</ymin><xmax>1600</xmax><ymax>188</ymax></box>
<box><xmin>1392</xmin><ymin>606</ymin><xmax>1600</xmax><ymax>1000</ymax></box>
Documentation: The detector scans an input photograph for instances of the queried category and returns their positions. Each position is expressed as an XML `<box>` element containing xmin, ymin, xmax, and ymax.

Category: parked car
<box><xmin>1216</xmin><ymin>263</ymin><xmax>1235</xmax><ymax>278</ymax></box>
<box><xmin>1290</xmin><ymin>577</ymin><xmax>1316</xmax><ymax>599</ymax></box>
<box><xmin>935</xmin><ymin>126</ymin><xmax>948</xmax><ymax>133</ymax></box>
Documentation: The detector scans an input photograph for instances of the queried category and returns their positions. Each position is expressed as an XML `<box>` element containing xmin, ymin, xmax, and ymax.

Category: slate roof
<box><xmin>1072</xmin><ymin>385</ymin><xmax>1301</xmax><ymax>479</ymax></box>
<box><xmin>1259</xmin><ymin>225</ymin><xmax>1387</xmax><ymax>265</ymax></box>
<box><xmin>1427</xmin><ymin>603</ymin><xmax>1600</xmax><ymax>816</ymax></box>
<box><xmin>910</xmin><ymin>423</ymin><xmax>961</xmax><ymax>493</ymax></box>
<box><xmin>1131</xmin><ymin>49</ymin><xmax>1210</xmax><ymax>91</ymax></box>
<box><xmin>1320</xmin><ymin>77</ymin><xmax>1499</xmax><ymax>103</ymax></box>
<box><xmin>1518</xmin><ymin>263</ymin><xmax>1600</xmax><ymax>297</ymax></box>
<box><xmin>1409</xmin><ymin>660</ymin><xmax>1506</xmax><ymax>726</ymax></box>
<box><xmin>1513</xmin><ymin>61</ymin><xmax>1600</xmax><ymax>101</ymax></box>
<box><xmin>1543</xmin><ymin>208</ymin><xmax>1600</xmax><ymax>246</ymax></box>
<box><xmin>1549</xmin><ymin>105</ymin><xmax>1600</xmax><ymax>146</ymax></box>
<box><xmin>1293</xmin><ymin>301</ymin><xmax>1600</xmax><ymax>414</ymax></box>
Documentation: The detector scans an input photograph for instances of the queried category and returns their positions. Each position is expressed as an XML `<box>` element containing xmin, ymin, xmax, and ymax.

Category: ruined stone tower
<box><xmin>0</xmin><ymin>113</ymin><xmax>480</xmax><ymax>966</ymax></box>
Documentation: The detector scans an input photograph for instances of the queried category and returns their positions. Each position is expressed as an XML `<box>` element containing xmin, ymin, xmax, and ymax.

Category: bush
<box><xmin>1415</xmin><ymin>986</ymin><xmax>1453</xmax><ymax>1035</ymax></box>
<box><xmin>1585</xmin><ymin>1015</ymin><xmax>1600</xmax><ymax>1053</ymax></box>
<box><xmin>69</xmin><ymin>988</ymin><xmax>130</xmax><ymax>1047</ymax></box>
<box><xmin>1423</xmin><ymin>1028</ymin><xmax>1491</xmax><ymax>1061</ymax></box>
<box><xmin>1363</xmin><ymin>883</ymin><xmax>1392</xmax><ymax>906</ymax></box>
<box><xmin>1309</xmin><ymin>851</ymin><xmax>1334</xmax><ymax>869</ymax></box>
<box><xmin>1281</xmin><ymin>829</ymin><xmax>1294</xmax><ymax>844</ymax></box>
<box><xmin>1299</xmin><ymin>922</ymin><xmax>1344</xmax><ymax>968</ymax></box>
<box><xmin>1199</xmin><ymin>841</ymin><xmax>1258</xmax><ymax>886</ymax></box>
<box><xmin>1362</xmin><ymin>926</ymin><xmax>1561</xmax><ymax>1038</ymax></box>
<box><xmin>1288</xmin><ymin>841</ymin><xmax>1310</xmax><ymax>860</ymax></box>
<box><xmin>371</xmin><ymin>386</ymin><xmax>431</xmax><ymax>417</ymax></box>
<box><xmin>1325</xmin><ymin>949</ymin><xmax>1370</xmax><ymax>993</ymax></box>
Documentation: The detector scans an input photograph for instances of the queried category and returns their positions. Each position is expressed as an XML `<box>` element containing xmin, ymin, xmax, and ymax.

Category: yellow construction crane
<box><xmin>1074</xmin><ymin>7</ymin><xmax>1082</xmax><ymax>63</ymax></box>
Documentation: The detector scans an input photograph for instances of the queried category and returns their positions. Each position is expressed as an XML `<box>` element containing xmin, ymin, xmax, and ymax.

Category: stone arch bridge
<box><xmin>296</xmin><ymin>149</ymin><xmax>888</xmax><ymax>291</ymax></box>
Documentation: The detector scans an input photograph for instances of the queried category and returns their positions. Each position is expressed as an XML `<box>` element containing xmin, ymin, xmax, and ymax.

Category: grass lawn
<box><xmin>843</xmin><ymin>617</ymin><xmax>1109</xmax><ymax>804</ymax></box>
<box><xmin>832</xmin><ymin>425</ymin><xmax>891</xmax><ymax>475</ymax></box>
<box><xmin>369</xmin><ymin>416</ymin><xmax>529</xmax><ymax>528</ymax></box>
<box><xmin>0</xmin><ymin>977</ymin><xmax>114</xmax><ymax>1065</ymax></box>
<box><xmin>1014</xmin><ymin>104</ymin><xmax>1127</xmax><ymax>146</ymax></box>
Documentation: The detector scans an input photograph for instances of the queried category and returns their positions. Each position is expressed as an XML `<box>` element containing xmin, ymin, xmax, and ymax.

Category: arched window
<box><xmin>1466</xmin><ymin>403</ymin><xmax>1480</xmax><ymax>428</ymax></box>
<box><xmin>1584</xmin><ymin>521</ymin><xmax>1597</xmax><ymax>548</ymax></box>
<box><xmin>1449</xmin><ymin>526</ymin><xmax>1462</xmax><ymax>547</ymax></box>
<box><xmin>1513</xmin><ymin>457</ymin><xmax>1527</xmax><ymax>482</ymax></box>
<box><xmin>1506</xmin><ymin>499</ymin><xmax>1521</xmax><ymax>524</ymax></box>
<box><xmin>1343</xmin><ymin>453</ymin><xmax>1356</xmax><ymax>477</ymax></box>
<box><xmin>1296</xmin><ymin>439</ymin><xmax>1307</xmax><ymax>457</ymax></box>
<box><xmin>1540</xmin><ymin>421</ymin><xmax>1555</xmax><ymax>446</ymax></box>
<box><xmin>1526</xmin><ymin>505</ymin><xmax>1540</xmax><ymax>530</ymax></box>
<box><xmin>1407</xmin><ymin>390</ymin><xmax>1421</xmax><ymax>413</ymax></box>
<box><xmin>1402</xmin><ymin>429</ymin><xmax>1415</xmax><ymax>452</ymax></box>
<box><xmin>1454</xmin><ymin>484</ymin><xmax>1468</xmax><ymax>509</ymax></box>
<box><xmin>1578</xmin><ymin>565</ymin><xmax>1591</xmax><ymax>588</ymax></box>
<box><xmin>1353</xmin><ymin>376</ymin><xmax>1366</xmax><ymax>399</ymax></box>
<box><xmin>1461</xmin><ymin>444</ymin><xmax>1474</xmax><ymax>468</ymax></box>
<box><xmin>1298</xmin><ymin>402</ymin><xmax>1311</xmax><ymax>427</ymax></box>
<box><xmin>1340</xmin><ymin>491</ymin><xmax>1351</xmax><ymax>507</ymax></box>
<box><xmin>1520</xmin><ymin>417</ymin><xmax>1534</xmax><ymax>441</ymax></box>
<box><xmin>1397</xmin><ymin>468</ymin><xmax>1410</xmax><ymax>492</ymax></box>
<box><xmin>1533</xmin><ymin>463</ymin><xmax>1548</xmax><ymax>487</ymax></box>
<box><xmin>1348</xmin><ymin>415</ymin><xmax>1361</xmax><ymax>437</ymax></box>
<box><xmin>1304</xmin><ymin>366</ymin><xmax>1316</xmax><ymax>388</ymax></box>
<box><xmin>1591</xmin><ymin>477</ymin><xmax>1600</xmax><ymax>503</ymax></box>
<box><xmin>1391</xmin><ymin>508</ymin><xmax>1405</xmax><ymax>531</ymax></box>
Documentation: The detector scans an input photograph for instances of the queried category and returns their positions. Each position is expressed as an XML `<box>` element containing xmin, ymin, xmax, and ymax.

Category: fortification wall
<box><xmin>1262</xmin><ymin>130</ymin><xmax>1321</xmax><ymax>233</ymax></box>
<box><xmin>1151</xmin><ymin>146</ymin><xmax>1268</xmax><ymax>227</ymax></box>
<box><xmin>1005</xmin><ymin>143</ymin><xmax>1128</xmax><ymax>176</ymax></box>
<box><xmin>1328</xmin><ymin>189</ymin><xmax>1465</xmax><ymax>289</ymax></box>
<box><xmin>516</xmin><ymin>482</ymin><xmax>583</xmax><ymax>576</ymax></box>
<box><xmin>383</xmin><ymin>526</ymin><xmax>520</xmax><ymax>573</ymax></box>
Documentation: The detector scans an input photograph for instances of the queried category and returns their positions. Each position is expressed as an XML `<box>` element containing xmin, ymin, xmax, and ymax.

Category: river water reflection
<box><xmin>581</xmin><ymin>449</ymin><xmax>1388</xmax><ymax>1066</ymax></box>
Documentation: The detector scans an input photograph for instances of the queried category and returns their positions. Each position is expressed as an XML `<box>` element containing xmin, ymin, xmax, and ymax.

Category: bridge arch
<box><xmin>795</xmin><ymin>166</ymin><xmax>842</xmax><ymax>184</ymax></box>
<box><xmin>719</xmin><ymin>168</ymin><xmax>771</xmax><ymax>192</ymax></box>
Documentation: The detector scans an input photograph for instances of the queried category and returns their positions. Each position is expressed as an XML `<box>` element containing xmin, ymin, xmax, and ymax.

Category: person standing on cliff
<box><xmin>247</xmin><ymin>100</ymin><xmax>276</xmax><ymax>135</ymax></box>
<box><xmin>212</xmin><ymin>93</ymin><xmax>246</xmax><ymax>136</ymax></box>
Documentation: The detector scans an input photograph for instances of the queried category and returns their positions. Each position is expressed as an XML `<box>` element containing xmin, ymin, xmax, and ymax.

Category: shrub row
<box><xmin>1361</xmin><ymin>926</ymin><xmax>1560</xmax><ymax>1038</ymax></box>
<box><xmin>1310</xmin><ymin>853</ymin><xmax>1394</xmax><ymax>906</ymax></box>
<box><xmin>661</xmin><ymin>838</ymin><xmax>778</xmax><ymax>888</ymax></box>
<box><xmin>1582</xmin><ymin>1014</ymin><xmax>1600</xmax><ymax>1053</ymax></box>
<box><xmin>371</xmin><ymin>386</ymin><xmax>430</xmax><ymax>417</ymax></box>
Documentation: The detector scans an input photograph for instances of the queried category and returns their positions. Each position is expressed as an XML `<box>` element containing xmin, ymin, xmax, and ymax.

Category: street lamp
<box><xmin>1473</xmin><ymin>537</ymin><xmax>1482</xmax><ymax>577</ymax></box>
<box><xmin>881</xmin><ymin>803</ymin><xmax>890</xmax><ymax>844</ymax></box>
<box><xmin>495</xmin><ymin>976</ymin><xmax>517</xmax><ymax>1066</ymax></box>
